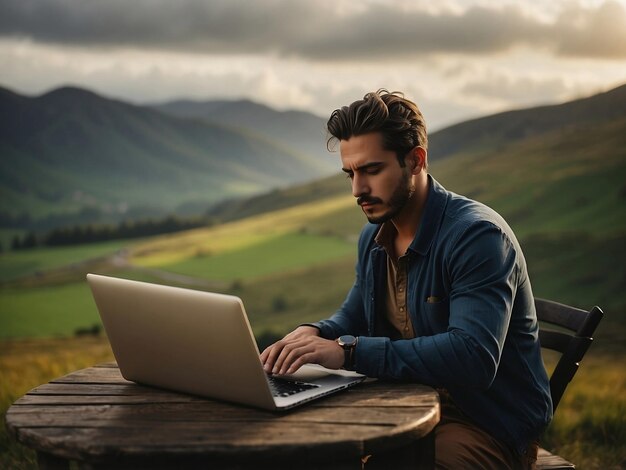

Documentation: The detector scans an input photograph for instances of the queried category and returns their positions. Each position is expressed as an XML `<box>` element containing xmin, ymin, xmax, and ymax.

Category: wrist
<box><xmin>297</xmin><ymin>324</ymin><xmax>321</xmax><ymax>336</ymax></box>
<box><xmin>336</xmin><ymin>335</ymin><xmax>358</xmax><ymax>370</ymax></box>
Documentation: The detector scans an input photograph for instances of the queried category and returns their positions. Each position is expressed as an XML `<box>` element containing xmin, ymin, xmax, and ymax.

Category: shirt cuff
<box><xmin>353</xmin><ymin>336</ymin><xmax>387</xmax><ymax>377</ymax></box>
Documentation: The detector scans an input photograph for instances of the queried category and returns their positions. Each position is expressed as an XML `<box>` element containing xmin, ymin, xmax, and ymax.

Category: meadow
<box><xmin>1</xmin><ymin>124</ymin><xmax>625</xmax><ymax>467</ymax></box>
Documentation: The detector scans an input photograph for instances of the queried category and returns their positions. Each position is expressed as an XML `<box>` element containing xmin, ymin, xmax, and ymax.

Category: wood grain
<box><xmin>6</xmin><ymin>365</ymin><xmax>440</xmax><ymax>469</ymax></box>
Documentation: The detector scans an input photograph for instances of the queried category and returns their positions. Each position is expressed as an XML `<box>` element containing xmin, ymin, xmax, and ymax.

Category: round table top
<box><xmin>6</xmin><ymin>363</ymin><xmax>440</xmax><ymax>467</ymax></box>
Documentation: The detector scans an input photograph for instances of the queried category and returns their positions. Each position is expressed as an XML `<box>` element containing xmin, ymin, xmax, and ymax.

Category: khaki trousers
<box><xmin>435</xmin><ymin>391</ymin><xmax>538</xmax><ymax>470</ymax></box>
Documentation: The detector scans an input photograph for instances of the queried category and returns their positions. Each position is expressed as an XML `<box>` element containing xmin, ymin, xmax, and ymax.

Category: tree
<box><xmin>11</xmin><ymin>235</ymin><xmax>21</xmax><ymax>251</ymax></box>
<box><xmin>22</xmin><ymin>232</ymin><xmax>38</xmax><ymax>249</ymax></box>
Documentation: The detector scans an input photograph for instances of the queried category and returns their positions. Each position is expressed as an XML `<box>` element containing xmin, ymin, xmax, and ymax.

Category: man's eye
<box><xmin>345</xmin><ymin>173</ymin><xmax>354</xmax><ymax>180</ymax></box>
<box><xmin>366</xmin><ymin>168</ymin><xmax>380</xmax><ymax>175</ymax></box>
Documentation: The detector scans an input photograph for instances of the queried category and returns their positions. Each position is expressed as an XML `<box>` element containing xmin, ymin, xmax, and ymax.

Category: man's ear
<box><xmin>408</xmin><ymin>146</ymin><xmax>427</xmax><ymax>174</ymax></box>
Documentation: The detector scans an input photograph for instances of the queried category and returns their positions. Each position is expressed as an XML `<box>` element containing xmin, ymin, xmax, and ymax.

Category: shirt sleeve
<box><xmin>312</xmin><ymin>277</ymin><xmax>370</xmax><ymax>340</ymax></box>
<box><xmin>354</xmin><ymin>221</ymin><xmax>520</xmax><ymax>389</ymax></box>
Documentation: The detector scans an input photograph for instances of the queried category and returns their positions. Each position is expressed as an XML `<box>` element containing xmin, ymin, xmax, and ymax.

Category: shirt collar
<box><xmin>410</xmin><ymin>175</ymin><xmax>448</xmax><ymax>256</ymax></box>
<box><xmin>374</xmin><ymin>218</ymin><xmax>397</xmax><ymax>257</ymax></box>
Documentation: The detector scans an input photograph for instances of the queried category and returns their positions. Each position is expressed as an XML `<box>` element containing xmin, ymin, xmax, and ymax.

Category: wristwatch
<box><xmin>336</xmin><ymin>335</ymin><xmax>358</xmax><ymax>370</ymax></box>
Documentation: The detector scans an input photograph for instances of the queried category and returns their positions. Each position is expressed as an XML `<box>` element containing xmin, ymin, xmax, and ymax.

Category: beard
<box><xmin>362</xmin><ymin>170</ymin><xmax>415</xmax><ymax>224</ymax></box>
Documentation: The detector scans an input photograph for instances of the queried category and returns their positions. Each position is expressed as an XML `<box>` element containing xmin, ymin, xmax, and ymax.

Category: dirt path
<box><xmin>109</xmin><ymin>250</ymin><xmax>228</xmax><ymax>290</ymax></box>
<box><xmin>5</xmin><ymin>249</ymin><xmax>229</xmax><ymax>291</ymax></box>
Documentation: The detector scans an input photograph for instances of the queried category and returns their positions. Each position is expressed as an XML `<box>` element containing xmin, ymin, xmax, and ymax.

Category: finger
<box><xmin>273</xmin><ymin>340</ymin><xmax>305</xmax><ymax>375</ymax></box>
<box><xmin>261</xmin><ymin>341</ymin><xmax>287</xmax><ymax>372</ymax></box>
<box><xmin>260</xmin><ymin>342</ymin><xmax>277</xmax><ymax>362</ymax></box>
<box><xmin>284</xmin><ymin>352</ymin><xmax>315</xmax><ymax>375</ymax></box>
<box><xmin>278</xmin><ymin>344</ymin><xmax>316</xmax><ymax>375</ymax></box>
<box><xmin>261</xmin><ymin>333</ymin><xmax>300</xmax><ymax>367</ymax></box>
<box><xmin>270</xmin><ymin>343</ymin><xmax>289</xmax><ymax>374</ymax></box>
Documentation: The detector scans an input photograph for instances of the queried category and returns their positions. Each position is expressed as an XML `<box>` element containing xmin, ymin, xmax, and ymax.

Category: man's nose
<box><xmin>351</xmin><ymin>174</ymin><xmax>369</xmax><ymax>198</ymax></box>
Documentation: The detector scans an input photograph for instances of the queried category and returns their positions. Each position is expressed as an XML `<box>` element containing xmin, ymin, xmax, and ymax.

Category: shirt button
<box><xmin>399</xmin><ymin>306</ymin><xmax>405</xmax><ymax>312</ymax></box>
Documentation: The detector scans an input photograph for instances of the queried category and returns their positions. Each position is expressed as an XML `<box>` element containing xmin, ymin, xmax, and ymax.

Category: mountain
<box><xmin>155</xmin><ymin>84</ymin><xmax>626</xmax><ymax>166</ymax></box>
<box><xmin>3</xmin><ymin>83</ymin><xmax>625</xmax><ymax>231</ymax></box>
<box><xmin>151</xmin><ymin>98</ymin><xmax>331</xmax><ymax>167</ymax></box>
<box><xmin>429</xmin><ymin>84</ymin><xmax>626</xmax><ymax>159</ymax></box>
<box><xmin>0</xmin><ymin>86</ymin><xmax>336</xmax><ymax>228</ymax></box>
<box><xmin>207</xmin><ymin>83</ymin><xmax>626</xmax><ymax>224</ymax></box>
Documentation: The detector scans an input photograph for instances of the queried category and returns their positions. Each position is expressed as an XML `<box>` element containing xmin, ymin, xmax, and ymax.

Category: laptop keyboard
<box><xmin>267</xmin><ymin>375</ymin><xmax>321</xmax><ymax>397</ymax></box>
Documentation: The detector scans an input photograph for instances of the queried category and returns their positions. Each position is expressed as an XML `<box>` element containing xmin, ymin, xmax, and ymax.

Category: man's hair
<box><xmin>326</xmin><ymin>89</ymin><xmax>428</xmax><ymax>167</ymax></box>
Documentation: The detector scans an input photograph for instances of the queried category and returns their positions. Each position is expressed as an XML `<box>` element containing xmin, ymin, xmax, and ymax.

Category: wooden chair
<box><xmin>535</xmin><ymin>298</ymin><xmax>604</xmax><ymax>470</ymax></box>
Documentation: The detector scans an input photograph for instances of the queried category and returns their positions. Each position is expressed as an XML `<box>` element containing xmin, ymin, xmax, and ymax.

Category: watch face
<box><xmin>338</xmin><ymin>335</ymin><xmax>357</xmax><ymax>347</ymax></box>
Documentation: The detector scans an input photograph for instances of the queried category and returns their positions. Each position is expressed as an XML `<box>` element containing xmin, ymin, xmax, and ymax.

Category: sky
<box><xmin>1</xmin><ymin>0</ymin><xmax>625</xmax><ymax>130</ymax></box>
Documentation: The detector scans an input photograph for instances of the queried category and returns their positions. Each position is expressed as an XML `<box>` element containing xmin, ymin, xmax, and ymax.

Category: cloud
<box><xmin>551</xmin><ymin>1</ymin><xmax>626</xmax><ymax>58</ymax></box>
<box><xmin>1</xmin><ymin>0</ymin><xmax>625</xmax><ymax>60</ymax></box>
<box><xmin>460</xmin><ymin>74</ymin><xmax>568</xmax><ymax>107</ymax></box>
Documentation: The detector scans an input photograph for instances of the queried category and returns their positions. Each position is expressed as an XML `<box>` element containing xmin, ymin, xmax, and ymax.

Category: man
<box><xmin>260</xmin><ymin>90</ymin><xmax>552</xmax><ymax>469</ymax></box>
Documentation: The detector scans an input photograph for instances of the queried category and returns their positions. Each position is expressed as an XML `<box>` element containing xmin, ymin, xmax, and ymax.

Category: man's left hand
<box><xmin>260</xmin><ymin>331</ymin><xmax>344</xmax><ymax>375</ymax></box>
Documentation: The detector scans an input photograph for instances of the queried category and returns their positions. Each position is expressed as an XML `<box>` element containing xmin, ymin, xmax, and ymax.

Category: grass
<box><xmin>0</xmin><ymin>239</ymin><xmax>133</xmax><ymax>282</ymax></box>
<box><xmin>0</xmin><ymin>281</ymin><xmax>100</xmax><ymax>339</ymax></box>
<box><xmin>432</xmin><ymin>118</ymin><xmax>626</xmax><ymax>239</ymax></box>
<box><xmin>541</xmin><ymin>352</ymin><xmax>626</xmax><ymax>468</ymax></box>
<box><xmin>233</xmin><ymin>256</ymin><xmax>357</xmax><ymax>333</ymax></box>
<box><xmin>129</xmin><ymin>193</ymin><xmax>354</xmax><ymax>267</ymax></box>
<box><xmin>523</xmin><ymin>231</ymin><xmax>626</xmax><ymax>353</ymax></box>
<box><xmin>163</xmin><ymin>231</ymin><xmax>355</xmax><ymax>281</ymax></box>
<box><xmin>0</xmin><ymin>251</ymin><xmax>357</xmax><ymax>340</ymax></box>
<box><xmin>0</xmin><ymin>230</ymin><xmax>356</xmax><ymax>339</ymax></box>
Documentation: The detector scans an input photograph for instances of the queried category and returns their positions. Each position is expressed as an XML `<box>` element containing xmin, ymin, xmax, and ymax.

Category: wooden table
<box><xmin>6</xmin><ymin>363</ymin><xmax>440</xmax><ymax>469</ymax></box>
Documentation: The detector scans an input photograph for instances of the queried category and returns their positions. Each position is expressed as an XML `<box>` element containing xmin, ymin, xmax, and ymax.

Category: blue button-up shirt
<box><xmin>314</xmin><ymin>176</ymin><xmax>552</xmax><ymax>454</ymax></box>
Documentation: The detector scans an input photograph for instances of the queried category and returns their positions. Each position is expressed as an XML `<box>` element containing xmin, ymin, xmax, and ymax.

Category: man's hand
<box><xmin>260</xmin><ymin>326</ymin><xmax>344</xmax><ymax>375</ymax></box>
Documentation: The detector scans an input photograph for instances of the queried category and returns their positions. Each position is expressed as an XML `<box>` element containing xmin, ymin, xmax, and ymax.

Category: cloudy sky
<box><xmin>1</xmin><ymin>0</ymin><xmax>625</xmax><ymax>130</ymax></box>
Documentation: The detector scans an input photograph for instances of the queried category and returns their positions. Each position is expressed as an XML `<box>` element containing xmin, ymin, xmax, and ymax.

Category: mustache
<box><xmin>357</xmin><ymin>196</ymin><xmax>383</xmax><ymax>206</ymax></box>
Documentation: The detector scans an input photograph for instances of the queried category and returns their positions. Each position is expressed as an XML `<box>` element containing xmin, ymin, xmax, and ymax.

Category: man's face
<box><xmin>340</xmin><ymin>132</ymin><xmax>414</xmax><ymax>224</ymax></box>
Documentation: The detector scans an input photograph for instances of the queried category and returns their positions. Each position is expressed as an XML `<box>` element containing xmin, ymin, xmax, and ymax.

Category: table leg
<box><xmin>413</xmin><ymin>431</ymin><xmax>436</xmax><ymax>470</ymax></box>
<box><xmin>363</xmin><ymin>431</ymin><xmax>435</xmax><ymax>470</ymax></box>
<box><xmin>37</xmin><ymin>451</ymin><xmax>70</xmax><ymax>470</ymax></box>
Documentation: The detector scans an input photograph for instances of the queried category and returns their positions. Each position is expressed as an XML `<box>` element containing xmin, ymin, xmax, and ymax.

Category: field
<box><xmin>2</xmin><ymin>123</ymin><xmax>625</xmax><ymax>467</ymax></box>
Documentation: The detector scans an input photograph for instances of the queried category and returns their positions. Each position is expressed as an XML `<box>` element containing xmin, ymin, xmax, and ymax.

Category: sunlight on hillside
<box><xmin>130</xmin><ymin>193</ymin><xmax>354</xmax><ymax>267</ymax></box>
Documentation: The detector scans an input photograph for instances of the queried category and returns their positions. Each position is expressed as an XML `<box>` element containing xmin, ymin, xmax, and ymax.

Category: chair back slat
<box><xmin>577</xmin><ymin>306</ymin><xmax>603</xmax><ymax>338</ymax></box>
<box><xmin>538</xmin><ymin>329</ymin><xmax>572</xmax><ymax>354</ymax></box>
<box><xmin>534</xmin><ymin>298</ymin><xmax>588</xmax><ymax>332</ymax></box>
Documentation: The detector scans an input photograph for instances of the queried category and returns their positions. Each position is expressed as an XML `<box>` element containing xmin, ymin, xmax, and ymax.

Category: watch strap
<box><xmin>337</xmin><ymin>336</ymin><xmax>358</xmax><ymax>370</ymax></box>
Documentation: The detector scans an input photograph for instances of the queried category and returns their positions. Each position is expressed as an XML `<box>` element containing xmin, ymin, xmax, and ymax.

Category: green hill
<box><xmin>429</xmin><ymin>83</ymin><xmax>626</xmax><ymax>160</ymax></box>
<box><xmin>0</xmin><ymin>86</ymin><xmax>336</xmax><ymax>228</ymax></box>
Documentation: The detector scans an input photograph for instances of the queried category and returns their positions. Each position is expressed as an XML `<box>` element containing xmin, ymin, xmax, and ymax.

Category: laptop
<box><xmin>86</xmin><ymin>273</ymin><xmax>365</xmax><ymax>410</ymax></box>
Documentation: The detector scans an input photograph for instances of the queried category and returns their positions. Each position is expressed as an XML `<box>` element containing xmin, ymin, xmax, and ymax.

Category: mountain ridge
<box><xmin>206</xmin><ymin>83</ymin><xmax>626</xmax><ymax>224</ymax></box>
<box><xmin>0</xmin><ymin>85</ymin><xmax>337</xmax><ymax>226</ymax></box>
<box><xmin>151</xmin><ymin>97</ymin><xmax>330</xmax><ymax>166</ymax></box>
<box><xmin>1</xmin><ymin>82</ymin><xmax>625</xmax><ymax>230</ymax></box>
<box><xmin>429</xmin><ymin>84</ymin><xmax>626</xmax><ymax>159</ymax></box>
